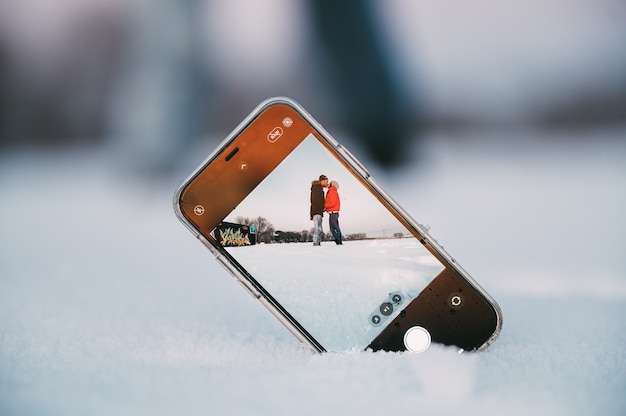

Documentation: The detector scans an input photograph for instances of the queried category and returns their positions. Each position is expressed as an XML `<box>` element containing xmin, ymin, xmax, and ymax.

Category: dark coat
<box><xmin>310</xmin><ymin>180</ymin><xmax>325</xmax><ymax>219</ymax></box>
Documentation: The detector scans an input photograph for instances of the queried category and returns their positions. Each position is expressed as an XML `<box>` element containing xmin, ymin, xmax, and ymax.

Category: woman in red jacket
<box><xmin>324</xmin><ymin>180</ymin><xmax>343</xmax><ymax>245</ymax></box>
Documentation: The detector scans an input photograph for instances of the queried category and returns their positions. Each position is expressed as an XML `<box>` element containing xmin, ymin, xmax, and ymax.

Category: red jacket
<box><xmin>324</xmin><ymin>186</ymin><xmax>340</xmax><ymax>212</ymax></box>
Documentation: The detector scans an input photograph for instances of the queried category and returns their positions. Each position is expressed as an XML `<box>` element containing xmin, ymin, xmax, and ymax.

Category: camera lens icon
<box><xmin>370</xmin><ymin>314</ymin><xmax>382</xmax><ymax>325</ymax></box>
<box><xmin>282</xmin><ymin>117</ymin><xmax>293</xmax><ymax>127</ymax></box>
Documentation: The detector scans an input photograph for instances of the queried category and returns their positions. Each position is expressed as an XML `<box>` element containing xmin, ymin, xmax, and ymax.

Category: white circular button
<box><xmin>403</xmin><ymin>326</ymin><xmax>431</xmax><ymax>353</ymax></box>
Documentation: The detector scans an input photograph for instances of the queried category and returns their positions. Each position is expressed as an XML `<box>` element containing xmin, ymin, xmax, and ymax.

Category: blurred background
<box><xmin>0</xmin><ymin>0</ymin><xmax>624</xmax><ymax>168</ymax></box>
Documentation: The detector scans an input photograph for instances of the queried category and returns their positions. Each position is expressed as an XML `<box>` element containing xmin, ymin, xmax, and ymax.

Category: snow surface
<box><xmin>1</xmin><ymin>129</ymin><xmax>625</xmax><ymax>415</ymax></box>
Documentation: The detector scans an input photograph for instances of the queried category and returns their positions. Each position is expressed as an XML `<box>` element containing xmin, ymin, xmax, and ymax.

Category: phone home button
<box><xmin>404</xmin><ymin>326</ymin><xmax>431</xmax><ymax>353</ymax></box>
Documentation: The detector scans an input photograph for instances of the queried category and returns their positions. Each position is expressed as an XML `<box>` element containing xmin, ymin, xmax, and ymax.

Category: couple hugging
<box><xmin>310</xmin><ymin>174</ymin><xmax>343</xmax><ymax>246</ymax></box>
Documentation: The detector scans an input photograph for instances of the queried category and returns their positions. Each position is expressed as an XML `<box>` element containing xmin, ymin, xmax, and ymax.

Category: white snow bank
<box><xmin>1</xmin><ymin>129</ymin><xmax>625</xmax><ymax>415</ymax></box>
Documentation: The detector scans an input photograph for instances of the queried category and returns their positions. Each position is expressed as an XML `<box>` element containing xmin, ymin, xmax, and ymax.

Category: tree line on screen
<box><xmin>235</xmin><ymin>216</ymin><xmax>405</xmax><ymax>244</ymax></box>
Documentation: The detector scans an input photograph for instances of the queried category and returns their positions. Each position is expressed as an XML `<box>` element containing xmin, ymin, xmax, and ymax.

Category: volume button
<box><xmin>215</xmin><ymin>255</ymin><xmax>261</xmax><ymax>298</ymax></box>
<box><xmin>215</xmin><ymin>254</ymin><xmax>236</xmax><ymax>274</ymax></box>
<box><xmin>238</xmin><ymin>279</ymin><xmax>261</xmax><ymax>299</ymax></box>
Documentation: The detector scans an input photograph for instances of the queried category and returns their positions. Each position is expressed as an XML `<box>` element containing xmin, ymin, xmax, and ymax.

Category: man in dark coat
<box><xmin>310</xmin><ymin>174</ymin><xmax>329</xmax><ymax>245</ymax></box>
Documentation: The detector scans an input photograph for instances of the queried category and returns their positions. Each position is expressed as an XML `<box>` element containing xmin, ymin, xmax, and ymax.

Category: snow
<box><xmin>1</xmin><ymin>129</ymin><xmax>625</xmax><ymax>415</ymax></box>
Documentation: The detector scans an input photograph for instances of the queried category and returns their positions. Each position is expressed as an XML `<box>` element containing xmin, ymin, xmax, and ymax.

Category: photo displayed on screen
<box><xmin>220</xmin><ymin>134</ymin><xmax>445</xmax><ymax>351</ymax></box>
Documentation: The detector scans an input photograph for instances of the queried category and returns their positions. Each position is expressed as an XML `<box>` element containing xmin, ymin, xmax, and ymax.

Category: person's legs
<box><xmin>313</xmin><ymin>214</ymin><xmax>323</xmax><ymax>245</ymax></box>
<box><xmin>329</xmin><ymin>213</ymin><xmax>342</xmax><ymax>244</ymax></box>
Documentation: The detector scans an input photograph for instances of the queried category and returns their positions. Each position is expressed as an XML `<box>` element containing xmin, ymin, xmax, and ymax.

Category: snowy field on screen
<box><xmin>1</xmin><ymin>130</ymin><xmax>625</xmax><ymax>415</ymax></box>
<box><xmin>226</xmin><ymin>239</ymin><xmax>445</xmax><ymax>351</ymax></box>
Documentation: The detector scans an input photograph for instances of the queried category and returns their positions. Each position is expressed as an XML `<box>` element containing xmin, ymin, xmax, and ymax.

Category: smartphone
<box><xmin>174</xmin><ymin>97</ymin><xmax>502</xmax><ymax>353</ymax></box>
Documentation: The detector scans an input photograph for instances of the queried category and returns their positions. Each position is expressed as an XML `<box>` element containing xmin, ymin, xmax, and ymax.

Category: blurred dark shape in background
<box><xmin>0</xmin><ymin>0</ymin><xmax>624</xmax><ymax>171</ymax></box>
<box><xmin>307</xmin><ymin>0</ymin><xmax>414</xmax><ymax>168</ymax></box>
<box><xmin>0</xmin><ymin>2</ymin><xmax>127</xmax><ymax>148</ymax></box>
<box><xmin>107</xmin><ymin>0</ymin><xmax>212</xmax><ymax>173</ymax></box>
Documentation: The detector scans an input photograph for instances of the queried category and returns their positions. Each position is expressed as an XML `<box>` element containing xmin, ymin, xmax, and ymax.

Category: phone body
<box><xmin>174</xmin><ymin>97</ymin><xmax>502</xmax><ymax>353</ymax></box>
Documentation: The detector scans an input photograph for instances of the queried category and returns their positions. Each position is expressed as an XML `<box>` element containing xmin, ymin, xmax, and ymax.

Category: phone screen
<box><xmin>221</xmin><ymin>133</ymin><xmax>445</xmax><ymax>351</ymax></box>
